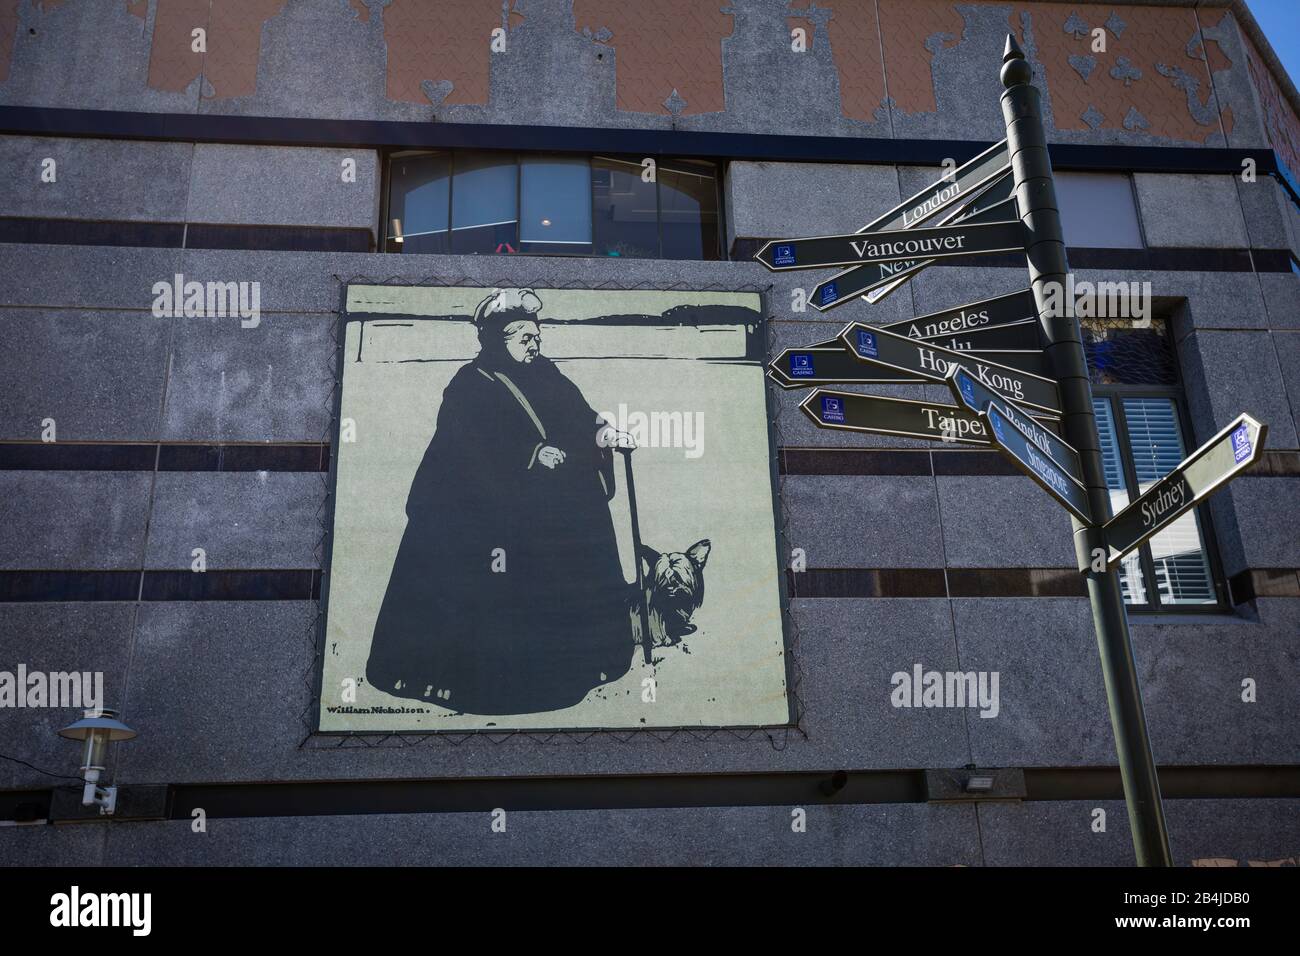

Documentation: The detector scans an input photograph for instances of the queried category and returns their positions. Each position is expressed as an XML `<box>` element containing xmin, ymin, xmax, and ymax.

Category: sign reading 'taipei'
<box><xmin>1102</xmin><ymin>414</ymin><xmax>1266</xmax><ymax>566</ymax></box>
<box><xmin>798</xmin><ymin>389</ymin><xmax>991</xmax><ymax>445</ymax></box>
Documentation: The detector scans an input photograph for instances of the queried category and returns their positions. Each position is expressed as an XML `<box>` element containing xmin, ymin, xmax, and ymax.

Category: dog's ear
<box><xmin>686</xmin><ymin>539</ymin><xmax>711</xmax><ymax>569</ymax></box>
<box><xmin>637</xmin><ymin>544</ymin><xmax>661</xmax><ymax>577</ymax></box>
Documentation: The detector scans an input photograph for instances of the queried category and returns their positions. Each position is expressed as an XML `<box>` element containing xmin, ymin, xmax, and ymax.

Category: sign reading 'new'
<box><xmin>1103</xmin><ymin>414</ymin><xmax>1266</xmax><ymax>566</ymax></box>
<box><xmin>757</xmin><ymin>219</ymin><xmax>1026</xmax><ymax>272</ymax></box>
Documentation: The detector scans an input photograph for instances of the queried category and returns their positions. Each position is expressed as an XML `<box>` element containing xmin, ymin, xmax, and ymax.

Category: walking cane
<box><xmin>617</xmin><ymin>446</ymin><xmax>654</xmax><ymax>666</ymax></box>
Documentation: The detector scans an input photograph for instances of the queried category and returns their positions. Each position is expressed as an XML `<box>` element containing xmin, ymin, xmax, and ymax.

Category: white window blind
<box><xmin>1094</xmin><ymin>398</ymin><xmax>1147</xmax><ymax>604</ymax></box>
<box><xmin>1121</xmin><ymin>398</ymin><xmax>1216</xmax><ymax>605</ymax></box>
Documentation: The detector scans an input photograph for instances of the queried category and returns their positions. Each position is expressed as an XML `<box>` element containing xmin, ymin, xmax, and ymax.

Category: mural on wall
<box><xmin>318</xmin><ymin>285</ymin><xmax>790</xmax><ymax>732</ymax></box>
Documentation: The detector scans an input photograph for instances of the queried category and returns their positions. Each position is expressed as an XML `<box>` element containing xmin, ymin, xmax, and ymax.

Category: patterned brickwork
<box><xmin>1010</xmin><ymin>2</ymin><xmax>1224</xmax><ymax>143</ymax></box>
<box><xmin>878</xmin><ymin>0</ymin><xmax>961</xmax><ymax>115</ymax></box>
<box><xmin>1242</xmin><ymin>28</ymin><xmax>1300</xmax><ymax>182</ymax></box>
<box><xmin>206</xmin><ymin>0</ymin><xmax>287</xmax><ymax>99</ymax></box>
<box><xmin>142</xmin><ymin>0</ymin><xmax>209</xmax><ymax>93</ymax></box>
<box><xmin>382</xmin><ymin>0</ymin><xmax>505</xmax><ymax>105</ymax></box>
<box><xmin>573</xmin><ymin>0</ymin><xmax>732</xmax><ymax>115</ymax></box>
<box><xmin>0</xmin><ymin>0</ymin><xmax>22</xmax><ymax>83</ymax></box>
<box><xmin>789</xmin><ymin>0</ymin><xmax>887</xmax><ymax>122</ymax></box>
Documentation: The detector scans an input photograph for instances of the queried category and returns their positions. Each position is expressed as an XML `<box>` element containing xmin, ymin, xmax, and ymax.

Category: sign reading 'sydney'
<box><xmin>1103</xmin><ymin>414</ymin><xmax>1266</xmax><ymax>566</ymax></box>
<box><xmin>757</xmin><ymin>220</ymin><xmax>1026</xmax><ymax>272</ymax></box>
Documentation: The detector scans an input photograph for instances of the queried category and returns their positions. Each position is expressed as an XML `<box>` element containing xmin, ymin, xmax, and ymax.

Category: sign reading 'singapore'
<box><xmin>318</xmin><ymin>285</ymin><xmax>791</xmax><ymax>733</ymax></box>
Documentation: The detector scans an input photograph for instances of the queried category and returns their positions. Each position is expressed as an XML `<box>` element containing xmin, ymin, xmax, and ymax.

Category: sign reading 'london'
<box><xmin>1103</xmin><ymin>414</ymin><xmax>1266</xmax><ymax>566</ymax></box>
<box><xmin>757</xmin><ymin>219</ymin><xmax>1027</xmax><ymax>272</ymax></box>
<box><xmin>838</xmin><ymin>322</ymin><xmax>1062</xmax><ymax>416</ymax></box>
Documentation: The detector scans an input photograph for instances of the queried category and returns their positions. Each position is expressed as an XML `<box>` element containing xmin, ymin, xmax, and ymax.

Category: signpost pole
<box><xmin>1001</xmin><ymin>34</ymin><xmax>1172</xmax><ymax>866</ymax></box>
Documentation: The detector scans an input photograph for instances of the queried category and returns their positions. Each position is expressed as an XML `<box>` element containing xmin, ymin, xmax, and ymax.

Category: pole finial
<box><xmin>1001</xmin><ymin>33</ymin><xmax>1031</xmax><ymax>87</ymax></box>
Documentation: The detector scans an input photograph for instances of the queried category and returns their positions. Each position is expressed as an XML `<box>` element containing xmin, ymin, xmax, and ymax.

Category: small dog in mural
<box><xmin>630</xmin><ymin>539</ymin><xmax>711</xmax><ymax>648</ymax></box>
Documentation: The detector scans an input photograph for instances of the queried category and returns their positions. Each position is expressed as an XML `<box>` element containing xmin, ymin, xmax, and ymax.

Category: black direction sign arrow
<box><xmin>919</xmin><ymin>319</ymin><xmax>1041</xmax><ymax>354</ymax></box>
<box><xmin>987</xmin><ymin>405</ymin><xmax>1093</xmax><ymax>523</ymax></box>
<box><xmin>1103</xmin><ymin>413</ymin><xmax>1267</xmax><ymax>566</ymax></box>
<box><xmin>768</xmin><ymin>340</ymin><xmax>925</xmax><ymax>389</ymax></box>
<box><xmin>807</xmin><ymin>179</ymin><xmax>1016</xmax><ymax>306</ymax></box>
<box><xmin>839</xmin><ymin>322</ymin><xmax>1062</xmax><ymax>416</ymax></box>
<box><xmin>858</xmin><ymin>139</ymin><xmax>1010</xmax><ymax>235</ymax></box>
<box><xmin>947</xmin><ymin>364</ymin><xmax>1082</xmax><ymax>479</ymax></box>
<box><xmin>806</xmin><ymin>142</ymin><xmax>1011</xmax><ymax>309</ymax></box>
<box><xmin>877</xmin><ymin>289</ymin><xmax>1038</xmax><ymax>344</ymax></box>
<box><xmin>757</xmin><ymin>219</ymin><xmax>1026</xmax><ymax>273</ymax></box>
<box><xmin>799</xmin><ymin>389</ymin><xmax>991</xmax><ymax>446</ymax></box>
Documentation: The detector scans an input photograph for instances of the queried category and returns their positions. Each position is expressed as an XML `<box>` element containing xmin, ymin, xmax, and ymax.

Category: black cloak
<box><xmin>365</xmin><ymin>339</ymin><xmax>634</xmax><ymax>716</ymax></box>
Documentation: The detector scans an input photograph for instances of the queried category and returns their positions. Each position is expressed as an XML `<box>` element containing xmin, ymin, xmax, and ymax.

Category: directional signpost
<box><xmin>757</xmin><ymin>34</ymin><xmax>1270</xmax><ymax>868</ymax></box>
<box><xmin>1102</xmin><ymin>414</ymin><xmax>1266</xmax><ymax>566</ymax></box>
<box><xmin>799</xmin><ymin>389</ymin><xmax>991</xmax><ymax>445</ymax></box>
<box><xmin>805</xmin><ymin>139</ymin><xmax>1011</xmax><ymax>310</ymax></box>
<box><xmin>811</xmin><ymin>176</ymin><xmax>1017</xmax><ymax>309</ymax></box>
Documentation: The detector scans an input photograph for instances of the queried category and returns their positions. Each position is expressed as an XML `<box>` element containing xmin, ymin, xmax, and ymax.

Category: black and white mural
<box><xmin>318</xmin><ymin>285</ymin><xmax>789</xmax><ymax>731</ymax></box>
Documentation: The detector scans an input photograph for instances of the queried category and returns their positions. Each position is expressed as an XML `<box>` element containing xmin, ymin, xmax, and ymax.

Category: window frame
<box><xmin>379</xmin><ymin>147</ymin><xmax>725</xmax><ymax>260</ymax></box>
<box><xmin>1092</xmin><ymin>380</ymin><xmax>1231</xmax><ymax>614</ymax></box>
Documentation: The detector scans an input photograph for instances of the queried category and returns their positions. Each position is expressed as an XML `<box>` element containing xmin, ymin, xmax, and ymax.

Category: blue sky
<box><xmin>1246</xmin><ymin>0</ymin><xmax>1300</xmax><ymax>85</ymax></box>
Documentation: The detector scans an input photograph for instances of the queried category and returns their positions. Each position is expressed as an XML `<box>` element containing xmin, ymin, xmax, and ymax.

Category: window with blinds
<box><xmin>1085</xmin><ymin>317</ymin><xmax>1223</xmax><ymax>611</ymax></box>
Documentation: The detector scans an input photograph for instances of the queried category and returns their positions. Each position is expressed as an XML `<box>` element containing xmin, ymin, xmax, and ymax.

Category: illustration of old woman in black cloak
<box><xmin>366</xmin><ymin>289</ymin><xmax>637</xmax><ymax>715</ymax></box>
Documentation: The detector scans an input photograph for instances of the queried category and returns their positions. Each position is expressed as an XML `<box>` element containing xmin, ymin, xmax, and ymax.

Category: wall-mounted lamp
<box><xmin>57</xmin><ymin>709</ymin><xmax>137</xmax><ymax>816</ymax></box>
<box><xmin>390</xmin><ymin>218</ymin><xmax>404</xmax><ymax>244</ymax></box>
<box><xmin>964</xmin><ymin>773</ymin><xmax>996</xmax><ymax>793</ymax></box>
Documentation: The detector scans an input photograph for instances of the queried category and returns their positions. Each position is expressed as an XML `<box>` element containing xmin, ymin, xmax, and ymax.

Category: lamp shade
<box><xmin>57</xmin><ymin>710</ymin><xmax>136</xmax><ymax>743</ymax></box>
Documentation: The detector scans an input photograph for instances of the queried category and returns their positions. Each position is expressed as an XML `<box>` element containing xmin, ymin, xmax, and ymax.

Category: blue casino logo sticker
<box><xmin>820</xmin><ymin>396</ymin><xmax>845</xmax><ymax>424</ymax></box>
<box><xmin>1231</xmin><ymin>423</ymin><xmax>1252</xmax><ymax>463</ymax></box>
<box><xmin>819</xmin><ymin>281</ymin><xmax>838</xmax><ymax>306</ymax></box>
<box><xmin>958</xmin><ymin>371</ymin><xmax>975</xmax><ymax>406</ymax></box>
<box><xmin>989</xmin><ymin>412</ymin><xmax>1006</xmax><ymax>444</ymax></box>
<box><xmin>773</xmin><ymin>244</ymin><xmax>796</xmax><ymax>267</ymax></box>
<box><xmin>790</xmin><ymin>353</ymin><xmax>815</xmax><ymax>378</ymax></box>
<box><xmin>855</xmin><ymin>329</ymin><xmax>878</xmax><ymax>359</ymax></box>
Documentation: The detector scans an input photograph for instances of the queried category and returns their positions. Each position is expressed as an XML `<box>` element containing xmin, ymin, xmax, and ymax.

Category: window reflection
<box><xmin>387</xmin><ymin>152</ymin><xmax>450</xmax><ymax>254</ymax></box>
<box><xmin>521</xmin><ymin>157</ymin><xmax>592</xmax><ymax>254</ymax></box>
<box><xmin>593</xmin><ymin>157</ymin><xmax>659</xmax><ymax>258</ymax></box>
<box><xmin>451</xmin><ymin>153</ymin><xmax>519</xmax><ymax>254</ymax></box>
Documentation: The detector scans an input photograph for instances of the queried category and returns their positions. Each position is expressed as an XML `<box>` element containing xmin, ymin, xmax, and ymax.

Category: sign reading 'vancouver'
<box><xmin>757</xmin><ymin>219</ymin><xmax>1026</xmax><ymax>272</ymax></box>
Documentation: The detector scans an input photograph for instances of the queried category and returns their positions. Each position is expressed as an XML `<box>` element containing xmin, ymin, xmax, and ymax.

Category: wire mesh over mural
<box><xmin>315</xmin><ymin>284</ymin><xmax>792</xmax><ymax>733</ymax></box>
